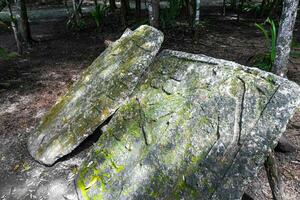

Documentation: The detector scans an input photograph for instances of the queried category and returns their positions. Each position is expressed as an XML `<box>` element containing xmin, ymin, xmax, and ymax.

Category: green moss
<box><xmin>198</xmin><ymin>116</ymin><xmax>209</xmax><ymax>126</ymax></box>
<box><xmin>150</xmin><ymin>190</ymin><xmax>159</xmax><ymax>198</ymax></box>
<box><xmin>202</xmin><ymin>178</ymin><xmax>215</xmax><ymax>194</ymax></box>
<box><xmin>110</xmin><ymin>160</ymin><xmax>124</xmax><ymax>173</ymax></box>
<box><xmin>266</xmin><ymin>75</ymin><xmax>275</xmax><ymax>84</ymax></box>
<box><xmin>77</xmin><ymin>167</ymin><xmax>90</xmax><ymax>200</ymax></box>
<box><xmin>230</xmin><ymin>78</ymin><xmax>239</xmax><ymax>96</ymax></box>
<box><xmin>172</xmin><ymin>178</ymin><xmax>198</xmax><ymax>200</ymax></box>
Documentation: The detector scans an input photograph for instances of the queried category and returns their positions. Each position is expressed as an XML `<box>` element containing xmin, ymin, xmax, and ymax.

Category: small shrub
<box><xmin>0</xmin><ymin>47</ymin><xmax>18</xmax><ymax>60</ymax></box>
<box><xmin>67</xmin><ymin>16</ymin><xmax>86</xmax><ymax>31</ymax></box>
<box><xmin>160</xmin><ymin>0</ymin><xmax>182</xmax><ymax>28</ymax></box>
<box><xmin>91</xmin><ymin>4</ymin><xmax>109</xmax><ymax>27</ymax></box>
<box><xmin>242</xmin><ymin>2</ymin><xmax>262</xmax><ymax>15</ymax></box>
<box><xmin>250</xmin><ymin>18</ymin><xmax>277</xmax><ymax>72</ymax></box>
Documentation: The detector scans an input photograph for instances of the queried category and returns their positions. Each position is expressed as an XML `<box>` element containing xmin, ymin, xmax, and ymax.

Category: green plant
<box><xmin>67</xmin><ymin>16</ymin><xmax>86</xmax><ymax>30</ymax></box>
<box><xmin>242</xmin><ymin>3</ymin><xmax>261</xmax><ymax>15</ymax></box>
<box><xmin>0</xmin><ymin>47</ymin><xmax>18</xmax><ymax>60</ymax></box>
<box><xmin>91</xmin><ymin>4</ymin><xmax>109</xmax><ymax>27</ymax></box>
<box><xmin>251</xmin><ymin>18</ymin><xmax>277</xmax><ymax>72</ymax></box>
<box><xmin>160</xmin><ymin>0</ymin><xmax>182</xmax><ymax>27</ymax></box>
<box><xmin>229</xmin><ymin>0</ymin><xmax>237</xmax><ymax>10</ymax></box>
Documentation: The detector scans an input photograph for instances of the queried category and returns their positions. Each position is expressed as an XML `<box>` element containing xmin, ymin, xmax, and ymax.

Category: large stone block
<box><xmin>76</xmin><ymin>50</ymin><xmax>300</xmax><ymax>200</ymax></box>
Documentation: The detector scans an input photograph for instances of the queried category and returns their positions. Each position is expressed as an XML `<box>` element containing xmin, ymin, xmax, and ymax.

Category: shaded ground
<box><xmin>0</xmin><ymin>10</ymin><xmax>300</xmax><ymax>200</ymax></box>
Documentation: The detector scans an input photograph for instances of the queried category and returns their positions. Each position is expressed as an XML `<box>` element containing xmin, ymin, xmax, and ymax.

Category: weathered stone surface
<box><xmin>75</xmin><ymin>50</ymin><xmax>300</xmax><ymax>200</ymax></box>
<box><xmin>27</xmin><ymin>25</ymin><xmax>164</xmax><ymax>165</ymax></box>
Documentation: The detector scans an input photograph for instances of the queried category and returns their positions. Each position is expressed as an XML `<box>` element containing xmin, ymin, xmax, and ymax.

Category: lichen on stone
<box><xmin>75</xmin><ymin>49</ymin><xmax>300</xmax><ymax>200</ymax></box>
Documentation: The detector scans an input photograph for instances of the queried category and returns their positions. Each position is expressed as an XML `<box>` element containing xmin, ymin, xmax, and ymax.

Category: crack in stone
<box><xmin>209</xmin><ymin>85</ymin><xmax>281</xmax><ymax>199</ymax></box>
<box><xmin>169</xmin><ymin>55</ymin><xmax>219</xmax><ymax>66</ymax></box>
<box><xmin>136</xmin><ymin>98</ymin><xmax>149</xmax><ymax>146</ymax></box>
<box><xmin>162</xmin><ymin>87</ymin><xmax>172</xmax><ymax>95</ymax></box>
<box><xmin>131</xmin><ymin>39</ymin><xmax>154</xmax><ymax>53</ymax></box>
<box><xmin>169</xmin><ymin>76</ymin><xmax>182</xmax><ymax>82</ymax></box>
<box><xmin>256</xmin><ymin>85</ymin><xmax>280</xmax><ymax>122</ymax></box>
<box><xmin>216</xmin><ymin>114</ymin><xmax>220</xmax><ymax>140</ymax></box>
<box><xmin>236</xmin><ymin>77</ymin><xmax>246</xmax><ymax>146</ymax></box>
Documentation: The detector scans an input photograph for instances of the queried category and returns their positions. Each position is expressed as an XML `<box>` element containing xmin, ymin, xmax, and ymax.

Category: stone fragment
<box><xmin>27</xmin><ymin>25</ymin><xmax>164</xmax><ymax>165</ymax></box>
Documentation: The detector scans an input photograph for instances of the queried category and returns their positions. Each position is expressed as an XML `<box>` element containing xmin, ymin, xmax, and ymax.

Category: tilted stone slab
<box><xmin>27</xmin><ymin>25</ymin><xmax>164</xmax><ymax>165</ymax></box>
<box><xmin>76</xmin><ymin>50</ymin><xmax>300</xmax><ymax>200</ymax></box>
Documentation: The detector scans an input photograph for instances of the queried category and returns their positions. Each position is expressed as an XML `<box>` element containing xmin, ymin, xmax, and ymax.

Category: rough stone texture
<box><xmin>27</xmin><ymin>25</ymin><xmax>164</xmax><ymax>165</ymax></box>
<box><xmin>76</xmin><ymin>50</ymin><xmax>300</xmax><ymax>200</ymax></box>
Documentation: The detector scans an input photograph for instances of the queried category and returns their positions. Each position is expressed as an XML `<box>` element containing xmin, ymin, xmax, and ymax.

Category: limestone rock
<box><xmin>76</xmin><ymin>50</ymin><xmax>300</xmax><ymax>200</ymax></box>
<box><xmin>27</xmin><ymin>25</ymin><xmax>164</xmax><ymax>165</ymax></box>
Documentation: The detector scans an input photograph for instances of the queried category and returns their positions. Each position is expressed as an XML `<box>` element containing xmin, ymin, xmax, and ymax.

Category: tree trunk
<box><xmin>6</xmin><ymin>0</ymin><xmax>22</xmax><ymax>54</ymax></box>
<box><xmin>75</xmin><ymin>0</ymin><xmax>82</xmax><ymax>14</ymax></box>
<box><xmin>222</xmin><ymin>0</ymin><xmax>226</xmax><ymax>16</ymax></box>
<box><xmin>273</xmin><ymin>0</ymin><xmax>299</xmax><ymax>76</ymax></box>
<box><xmin>120</xmin><ymin>0</ymin><xmax>127</xmax><ymax>27</ymax></box>
<box><xmin>237</xmin><ymin>0</ymin><xmax>245</xmax><ymax>22</ymax></box>
<box><xmin>264</xmin><ymin>2</ymin><xmax>300</xmax><ymax>200</ymax></box>
<box><xmin>16</xmin><ymin>0</ymin><xmax>32</xmax><ymax>46</ymax></box>
<box><xmin>148</xmin><ymin>0</ymin><xmax>159</xmax><ymax>28</ymax></box>
<box><xmin>231</xmin><ymin>0</ymin><xmax>237</xmax><ymax>10</ymax></box>
<box><xmin>125</xmin><ymin>0</ymin><xmax>130</xmax><ymax>11</ymax></box>
<box><xmin>264</xmin><ymin>151</ymin><xmax>284</xmax><ymax>200</ymax></box>
<box><xmin>187</xmin><ymin>0</ymin><xmax>196</xmax><ymax>26</ymax></box>
<box><xmin>135</xmin><ymin>0</ymin><xmax>141</xmax><ymax>18</ymax></box>
<box><xmin>195</xmin><ymin>0</ymin><xmax>200</xmax><ymax>24</ymax></box>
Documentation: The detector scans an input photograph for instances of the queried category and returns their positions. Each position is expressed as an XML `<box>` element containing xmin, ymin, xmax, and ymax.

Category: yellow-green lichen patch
<box><xmin>75</xmin><ymin>49</ymin><xmax>300</xmax><ymax>200</ymax></box>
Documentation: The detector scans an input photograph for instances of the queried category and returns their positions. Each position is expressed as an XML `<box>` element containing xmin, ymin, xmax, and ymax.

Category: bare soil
<box><xmin>0</xmin><ymin>12</ymin><xmax>300</xmax><ymax>200</ymax></box>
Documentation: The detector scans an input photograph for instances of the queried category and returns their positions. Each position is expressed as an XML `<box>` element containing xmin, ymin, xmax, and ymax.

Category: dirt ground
<box><xmin>0</xmin><ymin>11</ymin><xmax>300</xmax><ymax>200</ymax></box>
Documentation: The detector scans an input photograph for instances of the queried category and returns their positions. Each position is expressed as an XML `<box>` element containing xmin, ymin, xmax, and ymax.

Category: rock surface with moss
<box><xmin>75</xmin><ymin>50</ymin><xmax>300</xmax><ymax>200</ymax></box>
<box><xmin>27</xmin><ymin>25</ymin><xmax>164</xmax><ymax>165</ymax></box>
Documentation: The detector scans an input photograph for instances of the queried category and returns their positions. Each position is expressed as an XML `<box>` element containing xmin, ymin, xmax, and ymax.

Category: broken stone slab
<box><xmin>75</xmin><ymin>50</ymin><xmax>300</xmax><ymax>200</ymax></box>
<box><xmin>27</xmin><ymin>25</ymin><xmax>164</xmax><ymax>165</ymax></box>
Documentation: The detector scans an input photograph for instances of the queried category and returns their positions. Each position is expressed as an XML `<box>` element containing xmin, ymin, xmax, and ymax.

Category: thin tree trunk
<box><xmin>264</xmin><ymin>151</ymin><xmax>283</xmax><ymax>200</ymax></box>
<box><xmin>222</xmin><ymin>0</ymin><xmax>226</xmax><ymax>16</ymax></box>
<box><xmin>6</xmin><ymin>0</ymin><xmax>22</xmax><ymax>54</ymax></box>
<box><xmin>16</xmin><ymin>0</ymin><xmax>32</xmax><ymax>45</ymax></box>
<box><xmin>125</xmin><ymin>0</ymin><xmax>130</xmax><ymax>11</ymax></box>
<box><xmin>273</xmin><ymin>0</ymin><xmax>299</xmax><ymax>76</ymax></box>
<box><xmin>231</xmin><ymin>0</ymin><xmax>237</xmax><ymax>10</ymax></box>
<box><xmin>148</xmin><ymin>0</ymin><xmax>159</xmax><ymax>28</ymax></box>
<box><xmin>120</xmin><ymin>0</ymin><xmax>127</xmax><ymax>27</ymax></box>
<box><xmin>135</xmin><ymin>0</ymin><xmax>141</xmax><ymax>18</ymax></box>
<box><xmin>237</xmin><ymin>0</ymin><xmax>245</xmax><ymax>22</ymax></box>
<box><xmin>264</xmin><ymin>2</ymin><xmax>300</xmax><ymax>200</ymax></box>
<box><xmin>195</xmin><ymin>0</ymin><xmax>200</xmax><ymax>24</ymax></box>
<box><xmin>187</xmin><ymin>0</ymin><xmax>195</xmax><ymax>26</ymax></box>
<box><xmin>75</xmin><ymin>0</ymin><xmax>82</xmax><ymax>14</ymax></box>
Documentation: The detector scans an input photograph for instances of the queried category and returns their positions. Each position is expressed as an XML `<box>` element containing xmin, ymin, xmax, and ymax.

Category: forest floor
<box><xmin>0</xmin><ymin>11</ymin><xmax>300</xmax><ymax>200</ymax></box>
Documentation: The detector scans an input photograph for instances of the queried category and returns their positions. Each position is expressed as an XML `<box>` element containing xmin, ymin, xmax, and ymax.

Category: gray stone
<box><xmin>75</xmin><ymin>50</ymin><xmax>300</xmax><ymax>200</ymax></box>
<box><xmin>27</xmin><ymin>25</ymin><xmax>164</xmax><ymax>165</ymax></box>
